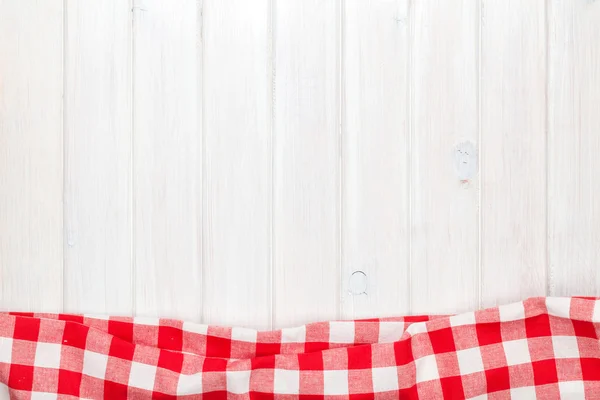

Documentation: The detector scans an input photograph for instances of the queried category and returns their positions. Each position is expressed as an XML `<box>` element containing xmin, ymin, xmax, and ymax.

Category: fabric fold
<box><xmin>0</xmin><ymin>297</ymin><xmax>599</xmax><ymax>399</ymax></box>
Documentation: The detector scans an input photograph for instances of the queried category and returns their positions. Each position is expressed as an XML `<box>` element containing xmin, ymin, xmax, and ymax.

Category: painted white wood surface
<box><xmin>411</xmin><ymin>0</ymin><xmax>479</xmax><ymax>314</ymax></box>
<box><xmin>273</xmin><ymin>0</ymin><xmax>341</xmax><ymax>327</ymax></box>
<box><xmin>1</xmin><ymin>0</ymin><xmax>600</xmax><ymax>327</ymax></box>
<box><xmin>202</xmin><ymin>0</ymin><xmax>272</xmax><ymax>329</ymax></box>
<box><xmin>0</xmin><ymin>0</ymin><xmax>64</xmax><ymax>312</ymax></box>
<box><xmin>341</xmin><ymin>0</ymin><xmax>410</xmax><ymax>319</ymax></box>
<box><xmin>133</xmin><ymin>0</ymin><xmax>202</xmax><ymax>320</ymax></box>
<box><xmin>548</xmin><ymin>0</ymin><xmax>600</xmax><ymax>297</ymax></box>
<box><xmin>480</xmin><ymin>0</ymin><xmax>547</xmax><ymax>307</ymax></box>
<box><xmin>64</xmin><ymin>0</ymin><xmax>132</xmax><ymax>315</ymax></box>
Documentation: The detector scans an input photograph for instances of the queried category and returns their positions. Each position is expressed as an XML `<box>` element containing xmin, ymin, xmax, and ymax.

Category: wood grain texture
<box><xmin>273</xmin><ymin>0</ymin><xmax>341</xmax><ymax>327</ymax></box>
<box><xmin>64</xmin><ymin>0</ymin><xmax>132</xmax><ymax>315</ymax></box>
<box><xmin>548</xmin><ymin>0</ymin><xmax>600</xmax><ymax>296</ymax></box>
<box><xmin>4</xmin><ymin>0</ymin><xmax>600</xmax><ymax>323</ymax></box>
<box><xmin>410</xmin><ymin>0</ymin><xmax>479</xmax><ymax>314</ymax></box>
<box><xmin>0</xmin><ymin>0</ymin><xmax>64</xmax><ymax>312</ymax></box>
<box><xmin>480</xmin><ymin>0</ymin><xmax>547</xmax><ymax>307</ymax></box>
<box><xmin>341</xmin><ymin>0</ymin><xmax>410</xmax><ymax>319</ymax></box>
<box><xmin>202</xmin><ymin>0</ymin><xmax>272</xmax><ymax>329</ymax></box>
<box><xmin>133</xmin><ymin>0</ymin><xmax>202</xmax><ymax>320</ymax></box>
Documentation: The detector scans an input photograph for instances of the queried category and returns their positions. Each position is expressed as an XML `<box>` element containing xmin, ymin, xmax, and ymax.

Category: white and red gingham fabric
<box><xmin>0</xmin><ymin>297</ymin><xmax>599</xmax><ymax>399</ymax></box>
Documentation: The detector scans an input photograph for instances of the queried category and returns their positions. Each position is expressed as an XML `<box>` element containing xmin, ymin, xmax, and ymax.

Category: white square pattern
<box><xmin>456</xmin><ymin>347</ymin><xmax>485</xmax><ymax>375</ymax></box>
<box><xmin>503</xmin><ymin>339</ymin><xmax>531</xmax><ymax>366</ymax></box>
<box><xmin>133</xmin><ymin>316</ymin><xmax>160</xmax><ymax>326</ymax></box>
<box><xmin>406</xmin><ymin>322</ymin><xmax>428</xmax><ymax>336</ymax></box>
<box><xmin>183</xmin><ymin>322</ymin><xmax>208</xmax><ymax>335</ymax></box>
<box><xmin>415</xmin><ymin>354</ymin><xmax>439</xmax><ymax>383</ymax></box>
<box><xmin>231</xmin><ymin>327</ymin><xmax>257</xmax><ymax>343</ymax></box>
<box><xmin>83</xmin><ymin>314</ymin><xmax>110</xmax><ymax>321</ymax></box>
<box><xmin>558</xmin><ymin>381</ymin><xmax>585</xmax><ymax>398</ymax></box>
<box><xmin>592</xmin><ymin>300</ymin><xmax>600</xmax><ymax>323</ymax></box>
<box><xmin>468</xmin><ymin>395</ymin><xmax>488</xmax><ymax>400</ymax></box>
<box><xmin>552</xmin><ymin>336</ymin><xmax>580</xmax><ymax>359</ymax></box>
<box><xmin>372</xmin><ymin>366</ymin><xmax>399</xmax><ymax>392</ymax></box>
<box><xmin>450</xmin><ymin>312</ymin><xmax>476</xmax><ymax>327</ymax></box>
<box><xmin>510</xmin><ymin>386</ymin><xmax>537</xmax><ymax>398</ymax></box>
<box><xmin>281</xmin><ymin>326</ymin><xmax>306</xmax><ymax>343</ymax></box>
<box><xmin>34</xmin><ymin>342</ymin><xmax>62</xmax><ymax>368</ymax></box>
<box><xmin>546</xmin><ymin>297</ymin><xmax>571</xmax><ymax>318</ymax></box>
<box><xmin>0</xmin><ymin>337</ymin><xmax>13</xmax><ymax>363</ymax></box>
<box><xmin>128</xmin><ymin>361</ymin><xmax>157</xmax><ymax>391</ymax></box>
<box><xmin>328</xmin><ymin>321</ymin><xmax>355</xmax><ymax>344</ymax></box>
<box><xmin>30</xmin><ymin>393</ymin><xmax>58</xmax><ymax>400</ymax></box>
<box><xmin>274</xmin><ymin>369</ymin><xmax>300</xmax><ymax>394</ymax></box>
<box><xmin>82</xmin><ymin>350</ymin><xmax>109</xmax><ymax>380</ymax></box>
<box><xmin>0</xmin><ymin>383</ymin><xmax>9</xmax><ymax>399</ymax></box>
<box><xmin>226</xmin><ymin>370</ymin><xmax>251</xmax><ymax>394</ymax></box>
<box><xmin>498</xmin><ymin>302</ymin><xmax>525</xmax><ymax>322</ymax></box>
<box><xmin>324</xmin><ymin>370</ymin><xmax>349</xmax><ymax>395</ymax></box>
<box><xmin>177</xmin><ymin>372</ymin><xmax>202</xmax><ymax>395</ymax></box>
<box><xmin>378</xmin><ymin>322</ymin><xmax>405</xmax><ymax>343</ymax></box>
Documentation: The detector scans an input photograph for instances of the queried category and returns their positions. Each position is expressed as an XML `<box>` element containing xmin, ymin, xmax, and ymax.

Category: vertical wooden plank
<box><xmin>0</xmin><ymin>1</ymin><xmax>64</xmax><ymax>312</ymax></box>
<box><xmin>64</xmin><ymin>1</ymin><xmax>132</xmax><ymax>315</ymax></box>
<box><xmin>202</xmin><ymin>0</ymin><xmax>272</xmax><ymax>329</ymax></box>
<box><xmin>273</xmin><ymin>0</ymin><xmax>340</xmax><ymax>327</ymax></box>
<box><xmin>341</xmin><ymin>0</ymin><xmax>410</xmax><ymax>319</ymax></box>
<box><xmin>410</xmin><ymin>0</ymin><xmax>479</xmax><ymax>314</ymax></box>
<box><xmin>481</xmin><ymin>0</ymin><xmax>546</xmax><ymax>306</ymax></box>
<box><xmin>548</xmin><ymin>0</ymin><xmax>600</xmax><ymax>296</ymax></box>
<box><xmin>133</xmin><ymin>0</ymin><xmax>202</xmax><ymax>320</ymax></box>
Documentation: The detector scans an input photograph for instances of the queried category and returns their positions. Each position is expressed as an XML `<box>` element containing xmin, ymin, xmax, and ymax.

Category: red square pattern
<box><xmin>58</xmin><ymin>369</ymin><xmax>82</xmax><ymax>396</ymax></box>
<box><xmin>108</xmin><ymin>336</ymin><xmax>135</xmax><ymax>361</ymax></box>
<box><xmin>158</xmin><ymin>325</ymin><xmax>183</xmax><ymax>352</ymax></box>
<box><xmin>157</xmin><ymin>349</ymin><xmax>184</xmax><ymax>373</ymax></box>
<box><xmin>347</xmin><ymin>345</ymin><xmax>371</xmax><ymax>370</ymax></box>
<box><xmin>476</xmin><ymin>322</ymin><xmax>503</xmax><ymax>346</ymax></box>
<box><xmin>13</xmin><ymin>317</ymin><xmax>40</xmax><ymax>342</ymax></box>
<box><xmin>62</xmin><ymin>322</ymin><xmax>89</xmax><ymax>350</ymax></box>
<box><xmin>440</xmin><ymin>375</ymin><xmax>465</xmax><ymax>399</ymax></box>
<box><xmin>429</xmin><ymin>328</ymin><xmax>456</xmax><ymax>354</ymax></box>
<box><xmin>532</xmin><ymin>359</ymin><xmax>558</xmax><ymax>386</ymax></box>
<box><xmin>206</xmin><ymin>335</ymin><xmax>231</xmax><ymax>359</ymax></box>
<box><xmin>8</xmin><ymin>364</ymin><xmax>34</xmax><ymax>391</ymax></box>
<box><xmin>0</xmin><ymin>297</ymin><xmax>598</xmax><ymax>398</ymax></box>
<box><xmin>105</xmin><ymin>381</ymin><xmax>128</xmax><ymax>398</ymax></box>
<box><xmin>525</xmin><ymin>314</ymin><xmax>552</xmax><ymax>338</ymax></box>
<box><xmin>485</xmin><ymin>366</ymin><xmax>510</xmax><ymax>393</ymax></box>
<box><xmin>108</xmin><ymin>320</ymin><xmax>134</xmax><ymax>343</ymax></box>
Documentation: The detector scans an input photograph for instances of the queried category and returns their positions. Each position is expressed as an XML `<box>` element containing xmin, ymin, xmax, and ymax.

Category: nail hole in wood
<box><xmin>349</xmin><ymin>270</ymin><xmax>368</xmax><ymax>295</ymax></box>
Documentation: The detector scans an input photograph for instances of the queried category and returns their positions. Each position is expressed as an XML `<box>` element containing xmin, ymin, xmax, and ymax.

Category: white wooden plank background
<box><xmin>0</xmin><ymin>0</ymin><xmax>64</xmax><ymax>312</ymax></box>
<box><xmin>548</xmin><ymin>0</ymin><xmax>600</xmax><ymax>297</ymax></box>
<box><xmin>273</xmin><ymin>0</ymin><xmax>341</xmax><ymax>327</ymax></box>
<box><xmin>1</xmin><ymin>0</ymin><xmax>599</xmax><ymax>328</ymax></box>
<box><xmin>341</xmin><ymin>0</ymin><xmax>410</xmax><ymax>319</ymax></box>
<box><xmin>202</xmin><ymin>0</ymin><xmax>272</xmax><ymax>329</ymax></box>
<box><xmin>133</xmin><ymin>0</ymin><xmax>202</xmax><ymax>320</ymax></box>
<box><xmin>480</xmin><ymin>0</ymin><xmax>547</xmax><ymax>307</ymax></box>
<box><xmin>411</xmin><ymin>0</ymin><xmax>479</xmax><ymax>314</ymax></box>
<box><xmin>64</xmin><ymin>0</ymin><xmax>132</xmax><ymax>315</ymax></box>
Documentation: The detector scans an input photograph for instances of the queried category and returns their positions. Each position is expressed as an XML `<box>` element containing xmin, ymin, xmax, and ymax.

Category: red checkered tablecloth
<box><xmin>0</xmin><ymin>297</ymin><xmax>599</xmax><ymax>399</ymax></box>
